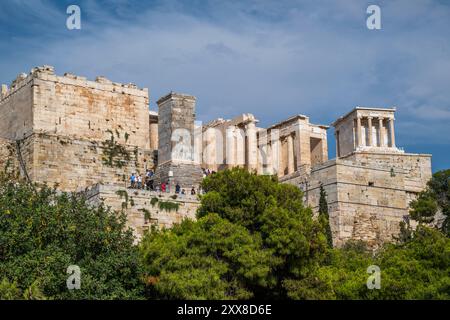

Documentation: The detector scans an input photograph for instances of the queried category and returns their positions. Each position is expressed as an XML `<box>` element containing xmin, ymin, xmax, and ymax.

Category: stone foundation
<box><xmin>153</xmin><ymin>161</ymin><xmax>203</xmax><ymax>191</ymax></box>
<box><xmin>85</xmin><ymin>184</ymin><xmax>200</xmax><ymax>242</ymax></box>
<box><xmin>298</xmin><ymin>151</ymin><xmax>432</xmax><ymax>249</ymax></box>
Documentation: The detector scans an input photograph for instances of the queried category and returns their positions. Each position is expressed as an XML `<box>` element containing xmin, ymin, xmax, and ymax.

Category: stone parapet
<box><xmin>85</xmin><ymin>183</ymin><xmax>200</xmax><ymax>242</ymax></box>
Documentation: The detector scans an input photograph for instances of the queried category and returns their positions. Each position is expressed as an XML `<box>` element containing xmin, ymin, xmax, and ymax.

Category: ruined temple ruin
<box><xmin>0</xmin><ymin>66</ymin><xmax>432</xmax><ymax>247</ymax></box>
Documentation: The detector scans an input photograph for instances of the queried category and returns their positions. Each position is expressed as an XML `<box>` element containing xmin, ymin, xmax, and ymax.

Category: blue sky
<box><xmin>1</xmin><ymin>0</ymin><xmax>449</xmax><ymax>171</ymax></box>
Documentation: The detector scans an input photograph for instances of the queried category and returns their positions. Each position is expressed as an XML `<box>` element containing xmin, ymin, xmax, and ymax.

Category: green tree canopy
<box><xmin>0</xmin><ymin>174</ymin><xmax>144</xmax><ymax>300</ymax></box>
<box><xmin>410</xmin><ymin>169</ymin><xmax>450</xmax><ymax>234</ymax></box>
<box><xmin>140</xmin><ymin>213</ymin><xmax>272</xmax><ymax>299</ymax></box>
<box><xmin>150</xmin><ymin>168</ymin><xmax>330</xmax><ymax>298</ymax></box>
<box><xmin>284</xmin><ymin>226</ymin><xmax>450</xmax><ymax>300</ymax></box>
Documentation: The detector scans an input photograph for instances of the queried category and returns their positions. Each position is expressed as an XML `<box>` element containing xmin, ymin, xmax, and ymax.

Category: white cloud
<box><xmin>1</xmin><ymin>0</ymin><xmax>449</xmax><ymax>151</ymax></box>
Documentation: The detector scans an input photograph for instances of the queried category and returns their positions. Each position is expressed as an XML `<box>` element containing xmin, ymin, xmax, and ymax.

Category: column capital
<box><xmin>245</xmin><ymin>121</ymin><xmax>256</xmax><ymax>130</ymax></box>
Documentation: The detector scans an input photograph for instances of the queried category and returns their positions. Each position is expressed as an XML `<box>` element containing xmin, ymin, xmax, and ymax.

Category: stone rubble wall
<box><xmin>0</xmin><ymin>138</ymin><xmax>18</xmax><ymax>174</ymax></box>
<box><xmin>29</xmin><ymin>133</ymin><xmax>153</xmax><ymax>191</ymax></box>
<box><xmin>302</xmin><ymin>152</ymin><xmax>432</xmax><ymax>249</ymax></box>
<box><xmin>346</xmin><ymin>152</ymin><xmax>432</xmax><ymax>193</ymax></box>
<box><xmin>0</xmin><ymin>75</ymin><xmax>34</xmax><ymax>141</ymax></box>
<box><xmin>153</xmin><ymin>161</ymin><xmax>203</xmax><ymax>191</ymax></box>
<box><xmin>85</xmin><ymin>184</ymin><xmax>200</xmax><ymax>242</ymax></box>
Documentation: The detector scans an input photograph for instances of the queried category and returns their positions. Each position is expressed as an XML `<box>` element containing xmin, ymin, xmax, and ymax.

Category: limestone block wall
<box><xmin>346</xmin><ymin>152</ymin><xmax>432</xmax><ymax>193</ymax></box>
<box><xmin>157</xmin><ymin>92</ymin><xmax>197</xmax><ymax>165</ymax></box>
<box><xmin>85</xmin><ymin>184</ymin><xmax>200</xmax><ymax>242</ymax></box>
<box><xmin>155</xmin><ymin>92</ymin><xmax>203</xmax><ymax>188</ymax></box>
<box><xmin>1</xmin><ymin>66</ymin><xmax>154</xmax><ymax>191</ymax></box>
<box><xmin>0</xmin><ymin>136</ymin><xmax>35</xmax><ymax>181</ymax></box>
<box><xmin>26</xmin><ymin>133</ymin><xmax>152</xmax><ymax>191</ymax></box>
<box><xmin>334</xmin><ymin>118</ymin><xmax>355</xmax><ymax>157</ymax></box>
<box><xmin>32</xmin><ymin>69</ymin><xmax>150</xmax><ymax>149</ymax></box>
<box><xmin>0</xmin><ymin>138</ymin><xmax>17</xmax><ymax>173</ymax></box>
<box><xmin>304</xmin><ymin>151</ymin><xmax>432</xmax><ymax>248</ymax></box>
<box><xmin>0</xmin><ymin>75</ymin><xmax>34</xmax><ymax>140</ymax></box>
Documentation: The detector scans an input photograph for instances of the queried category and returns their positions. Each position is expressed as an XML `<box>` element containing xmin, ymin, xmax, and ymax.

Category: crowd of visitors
<box><xmin>129</xmin><ymin>169</ymin><xmax>202</xmax><ymax>195</ymax></box>
<box><xmin>202</xmin><ymin>168</ymin><xmax>216</xmax><ymax>178</ymax></box>
<box><xmin>130</xmin><ymin>170</ymin><xmax>155</xmax><ymax>190</ymax></box>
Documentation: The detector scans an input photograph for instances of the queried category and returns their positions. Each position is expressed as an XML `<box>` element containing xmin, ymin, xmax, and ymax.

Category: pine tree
<box><xmin>319</xmin><ymin>184</ymin><xmax>333</xmax><ymax>248</ymax></box>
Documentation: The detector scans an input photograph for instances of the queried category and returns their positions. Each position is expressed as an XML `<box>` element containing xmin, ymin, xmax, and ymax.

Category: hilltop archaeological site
<box><xmin>0</xmin><ymin>66</ymin><xmax>432</xmax><ymax>248</ymax></box>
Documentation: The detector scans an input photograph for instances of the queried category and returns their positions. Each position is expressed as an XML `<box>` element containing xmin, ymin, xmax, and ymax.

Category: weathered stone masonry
<box><xmin>301</xmin><ymin>108</ymin><xmax>432</xmax><ymax>248</ymax></box>
<box><xmin>0</xmin><ymin>67</ymin><xmax>433</xmax><ymax>246</ymax></box>
<box><xmin>0</xmin><ymin>66</ymin><xmax>153</xmax><ymax>191</ymax></box>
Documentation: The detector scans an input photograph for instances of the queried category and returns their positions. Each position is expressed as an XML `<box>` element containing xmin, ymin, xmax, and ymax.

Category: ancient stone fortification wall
<box><xmin>29</xmin><ymin>133</ymin><xmax>153</xmax><ymax>190</ymax></box>
<box><xmin>305</xmin><ymin>152</ymin><xmax>432</xmax><ymax>248</ymax></box>
<box><xmin>1</xmin><ymin>66</ymin><xmax>154</xmax><ymax>191</ymax></box>
<box><xmin>0</xmin><ymin>138</ymin><xmax>17</xmax><ymax>173</ymax></box>
<box><xmin>85</xmin><ymin>184</ymin><xmax>200</xmax><ymax>242</ymax></box>
<box><xmin>0</xmin><ymin>132</ymin><xmax>152</xmax><ymax>191</ymax></box>
<box><xmin>0</xmin><ymin>137</ymin><xmax>34</xmax><ymax>181</ymax></box>
<box><xmin>0</xmin><ymin>75</ymin><xmax>34</xmax><ymax>141</ymax></box>
<box><xmin>32</xmin><ymin>69</ymin><xmax>150</xmax><ymax>148</ymax></box>
<box><xmin>346</xmin><ymin>152</ymin><xmax>432</xmax><ymax>193</ymax></box>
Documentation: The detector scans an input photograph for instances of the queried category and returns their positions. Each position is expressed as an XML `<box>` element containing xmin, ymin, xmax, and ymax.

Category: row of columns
<box><xmin>260</xmin><ymin>133</ymin><xmax>296</xmax><ymax>176</ymax></box>
<box><xmin>356</xmin><ymin>116</ymin><xmax>396</xmax><ymax>148</ymax></box>
<box><xmin>226</xmin><ymin>122</ymin><xmax>258</xmax><ymax>171</ymax></box>
<box><xmin>225</xmin><ymin>125</ymin><xmax>317</xmax><ymax>177</ymax></box>
<box><xmin>254</xmin><ymin>133</ymin><xmax>295</xmax><ymax>176</ymax></box>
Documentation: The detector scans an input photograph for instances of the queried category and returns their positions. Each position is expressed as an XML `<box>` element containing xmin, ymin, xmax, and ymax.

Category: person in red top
<box><xmin>161</xmin><ymin>182</ymin><xmax>166</xmax><ymax>193</ymax></box>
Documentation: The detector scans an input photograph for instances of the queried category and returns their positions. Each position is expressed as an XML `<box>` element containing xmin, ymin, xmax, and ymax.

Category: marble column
<box><xmin>265</xmin><ymin>142</ymin><xmax>273</xmax><ymax>175</ymax></box>
<box><xmin>226</xmin><ymin>125</ymin><xmax>236</xmax><ymax>167</ymax></box>
<box><xmin>246</xmin><ymin>121</ymin><xmax>258</xmax><ymax>171</ymax></box>
<box><xmin>356</xmin><ymin>116</ymin><xmax>362</xmax><ymax>148</ymax></box>
<box><xmin>287</xmin><ymin>134</ymin><xmax>295</xmax><ymax>174</ymax></box>
<box><xmin>235</xmin><ymin>127</ymin><xmax>245</xmax><ymax>166</ymax></box>
<box><xmin>270</xmin><ymin>130</ymin><xmax>281</xmax><ymax>176</ymax></box>
<box><xmin>389</xmin><ymin>118</ymin><xmax>396</xmax><ymax>148</ymax></box>
<box><xmin>367</xmin><ymin>116</ymin><xmax>373</xmax><ymax>147</ymax></box>
<box><xmin>203</xmin><ymin>128</ymin><xmax>215</xmax><ymax>167</ymax></box>
<box><xmin>378</xmin><ymin>117</ymin><xmax>385</xmax><ymax>147</ymax></box>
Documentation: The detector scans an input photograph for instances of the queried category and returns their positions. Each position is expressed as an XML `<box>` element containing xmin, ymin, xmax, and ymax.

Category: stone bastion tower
<box><xmin>153</xmin><ymin>92</ymin><xmax>203</xmax><ymax>190</ymax></box>
<box><xmin>0</xmin><ymin>65</ymin><xmax>153</xmax><ymax>191</ymax></box>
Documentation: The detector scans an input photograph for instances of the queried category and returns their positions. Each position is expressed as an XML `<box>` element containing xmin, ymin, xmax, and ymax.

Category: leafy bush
<box><xmin>0</xmin><ymin>174</ymin><xmax>144</xmax><ymax>300</ymax></box>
